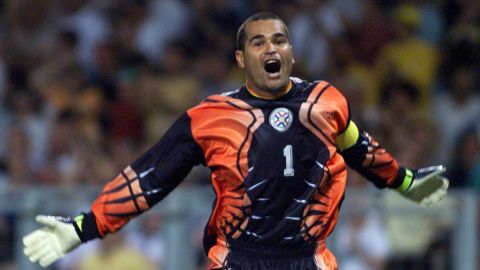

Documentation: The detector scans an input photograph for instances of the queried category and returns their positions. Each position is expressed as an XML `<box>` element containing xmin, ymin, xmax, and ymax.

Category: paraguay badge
<box><xmin>269</xmin><ymin>107</ymin><xmax>293</xmax><ymax>132</ymax></box>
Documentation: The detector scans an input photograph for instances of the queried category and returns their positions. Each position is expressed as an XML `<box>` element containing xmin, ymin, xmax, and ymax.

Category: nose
<box><xmin>265</xmin><ymin>41</ymin><xmax>277</xmax><ymax>54</ymax></box>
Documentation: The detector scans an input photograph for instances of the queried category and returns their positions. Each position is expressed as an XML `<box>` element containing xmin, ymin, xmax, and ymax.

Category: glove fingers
<box><xmin>441</xmin><ymin>177</ymin><xmax>449</xmax><ymax>190</ymax></box>
<box><xmin>25</xmin><ymin>244</ymin><xmax>52</xmax><ymax>263</ymax></box>
<box><xmin>24</xmin><ymin>241</ymin><xmax>48</xmax><ymax>257</ymax></box>
<box><xmin>23</xmin><ymin>228</ymin><xmax>55</xmax><ymax>251</ymax></box>
<box><xmin>430</xmin><ymin>177</ymin><xmax>449</xmax><ymax>204</ymax></box>
<box><xmin>23</xmin><ymin>230</ymin><xmax>47</xmax><ymax>247</ymax></box>
<box><xmin>420</xmin><ymin>182</ymin><xmax>448</xmax><ymax>207</ymax></box>
<box><xmin>417</xmin><ymin>175</ymin><xmax>448</xmax><ymax>197</ymax></box>
<box><xmin>421</xmin><ymin>193</ymin><xmax>443</xmax><ymax>207</ymax></box>
<box><xmin>434</xmin><ymin>187</ymin><xmax>448</xmax><ymax>201</ymax></box>
<box><xmin>22</xmin><ymin>230</ymin><xmax>45</xmax><ymax>246</ymax></box>
<box><xmin>36</xmin><ymin>215</ymin><xmax>58</xmax><ymax>228</ymax></box>
<box><xmin>420</xmin><ymin>195</ymin><xmax>432</xmax><ymax>207</ymax></box>
<box><xmin>39</xmin><ymin>251</ymin><xmax>61</xmax><ymax>267</ymax></box>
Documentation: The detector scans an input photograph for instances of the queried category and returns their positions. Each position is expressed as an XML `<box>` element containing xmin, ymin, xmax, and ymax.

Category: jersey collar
<box><xmin>245</xmin><ymin>80</ymin><xmax>293</xmax><ymax>100</ymax></box>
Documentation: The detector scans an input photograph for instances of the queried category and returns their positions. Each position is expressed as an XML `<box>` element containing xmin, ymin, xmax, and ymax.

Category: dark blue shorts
<box><xmin>218</xmin><ymin>241</ymin><xmax>320</xmax><ymax>270</ymax></box>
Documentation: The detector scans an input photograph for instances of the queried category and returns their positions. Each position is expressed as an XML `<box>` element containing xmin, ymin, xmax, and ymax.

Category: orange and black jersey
<box><xmin>77</xmin><ymin>78</ymin><xmax>407</xmax><ymax>267</ymax></box>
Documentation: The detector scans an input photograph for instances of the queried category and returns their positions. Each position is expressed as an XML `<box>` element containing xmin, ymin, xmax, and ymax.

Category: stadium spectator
<box><xmin>432</xmin><ymin>65</ymin><xmax>480</xmax><ymax>165</ymax></box>
<box><xmin>349</xmin><ymin>0</ymin><xmax>392</xmax><ymax>67</ymax></box>
<box><xmin>417</xmin><ymin>1</ymin><xmax>445</xmax><ymax>46</ymax></box>
<box><xmin>78</xmin><ymin>233</ymin><xmax>156</xmax><ymax>270</ymax></box>
<box><xmin>289</xmin><ymin>0</ymin><xmax>347</xmax><ymax>78</ymax></box>
<box><xmin>448</xmin><ymin>127</ymin><xmax>480</xmax><ymax>188</ymax></box>
<box><xmin>375</xmin><ymin>4</ymin><xmax>439</xmax><ymax>109</ymax></box>
<box><xmin>4</xmin><ymin>124</ymin><xmax>31</xmax><ymax>187</ymax></box>
<box><xmin>125</xmin><ymin>213</ymin><xmax>167</xmax><ymax>269</ymax></box>
<box><xmin>138</xmin><ymin>44</ymin><xmax>202</xmax><ymax>145</ymax></box>
<box><xmin>328</xmin><ymin>36</ymin><xmax>381</xmax><ymax>130</ymax></box>
<box><xmin>56</xmin><ymin>0</ymin><xmax>111</xmax><ymax>70</ymax></box>
<box><xmin>104</xmin><ymin>72</ymin><xmax>144</xmax><ymax>142</ymax></box>
<box><xmin>0</xmin><ymin>214</ymin><xmax>13</xmax><ymax>263</ymax></box>
<box><xmin>441</xmin><ymin>0</ymin><xmax>480</xmax><ymax>71</ymax></box>
<box><xmin>335</xmin><ymin>194</ymin><xmax>390</xmax><ymax>270</ymax></box>
<box><xmin>192</xmin><ymin>48</ymin><xmax>240</xmax><ymax>97</ymax></box>
<box><xmin>467</xmin><ymin>122</ymin><xmax>480</xmax><ymax>192</ymax></box>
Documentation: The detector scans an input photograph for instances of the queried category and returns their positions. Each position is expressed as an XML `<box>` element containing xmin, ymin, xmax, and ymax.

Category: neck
<box><xmin>246</xmin><ymin>80</ymin><xmax>292</xmax><ymax>99</ymax></box>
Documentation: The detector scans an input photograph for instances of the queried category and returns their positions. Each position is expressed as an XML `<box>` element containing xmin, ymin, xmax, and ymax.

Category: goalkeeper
<box><xmin>23</xmin><ymin>12</ymin><xmax>448</xmax><ymax>270</ymax></box>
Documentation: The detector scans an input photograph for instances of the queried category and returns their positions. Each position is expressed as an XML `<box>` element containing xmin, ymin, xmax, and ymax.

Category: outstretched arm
<box><xmin>23</xmin><ymin>113</ymin><xmax>205</xmax><ymax>267</ymax></box>
<box><xmin>337</xmin><ymin>121</ymin><xmax>448</xmax><ymax>206</ymax></box>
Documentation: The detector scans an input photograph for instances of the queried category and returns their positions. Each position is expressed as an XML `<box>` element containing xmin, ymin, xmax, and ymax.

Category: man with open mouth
<box><xmin>23</xmin><ymin>12</ymin><xmax>449</xmax><ymax>270</ymax></box>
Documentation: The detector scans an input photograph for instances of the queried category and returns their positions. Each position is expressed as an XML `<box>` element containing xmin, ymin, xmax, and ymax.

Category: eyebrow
<box><xmin>249</xmin><ymin>32</ymin><xmax>287</xmax><ymax>43</ymax></box>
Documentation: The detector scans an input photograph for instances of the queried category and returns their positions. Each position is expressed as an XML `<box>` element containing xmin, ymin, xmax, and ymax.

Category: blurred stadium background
<box><xmin>0</xmin><ymin>0</ymin><xmax>478</xmax><ymax>269</ymax></box>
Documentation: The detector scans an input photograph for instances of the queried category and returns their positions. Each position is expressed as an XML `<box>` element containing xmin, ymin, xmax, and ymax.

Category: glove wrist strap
<box><xmin>396</xmin><ymin>169</ymin><xmax>414</xmax><ymax>193</ymax></box>
<box><xmin>72</xmin><ymin>212</ymin><xmax>101</xmax><ymax>243</ymax></box>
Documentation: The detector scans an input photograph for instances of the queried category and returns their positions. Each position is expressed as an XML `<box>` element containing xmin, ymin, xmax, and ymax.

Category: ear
<box><xmin>235</xmin><ymin>50</ymin><xmax>245</xmax><ymax>69</ymax></box>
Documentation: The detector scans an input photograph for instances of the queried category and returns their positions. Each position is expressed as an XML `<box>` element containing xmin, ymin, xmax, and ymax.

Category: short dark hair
<box><xmin>236</xmin><ymin>12</ymin><xmax>289</xmax><ymax>51</ymax></box>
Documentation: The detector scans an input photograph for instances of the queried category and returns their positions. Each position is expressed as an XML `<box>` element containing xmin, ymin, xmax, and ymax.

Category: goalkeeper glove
<box><xmin>23</xmin><ymin>215</ymin><xmax>82</xmax><ymax>268</ymax></box>
<box><xmin>397</xmin><ymin>165</ymin><xmax>449</xmax><ymax>206</ymax></box>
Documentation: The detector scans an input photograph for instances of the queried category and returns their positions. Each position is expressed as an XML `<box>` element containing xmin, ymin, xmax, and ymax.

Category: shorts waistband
<box><xmin>227</xmin><ymin>240</ymin><xmax>324</xmax><ymax>259</ymax></box>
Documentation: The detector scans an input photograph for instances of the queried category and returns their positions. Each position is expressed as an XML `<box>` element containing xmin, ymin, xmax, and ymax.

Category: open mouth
<box><xmin>264</xmin><ymin>59</ymin><xmax>281</xmax><ymax>74</ymax></box>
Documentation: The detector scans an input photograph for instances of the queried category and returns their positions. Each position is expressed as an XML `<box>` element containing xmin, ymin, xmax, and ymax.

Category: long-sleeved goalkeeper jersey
<box><xmin>77</xmin><ymin>78</ymin><xmax>407</xmax><ymax>269</ymax></box>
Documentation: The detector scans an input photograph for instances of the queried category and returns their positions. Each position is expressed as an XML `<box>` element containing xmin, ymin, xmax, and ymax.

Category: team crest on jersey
<box><xmin>269</xmin><ymin>107</ymin><xmax>293</xmax><ymax>132</ymax></box>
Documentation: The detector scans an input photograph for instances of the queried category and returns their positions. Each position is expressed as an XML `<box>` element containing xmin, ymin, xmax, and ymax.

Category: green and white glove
<box><xmin>23</xmin><ymin>215</ymin><xmax>82</xmax><ymax>268</ymax></box>
<box><xmin>397</xmin><ymin>165</ymin><xmax>449</xmax><ymax>206</ymax></box>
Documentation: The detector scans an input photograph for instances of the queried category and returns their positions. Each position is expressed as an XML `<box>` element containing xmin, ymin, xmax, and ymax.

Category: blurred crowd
<box><xmin>0</xmin><ymin>0</ymin><xmax>479</xmax><ymax>269</ymax></box>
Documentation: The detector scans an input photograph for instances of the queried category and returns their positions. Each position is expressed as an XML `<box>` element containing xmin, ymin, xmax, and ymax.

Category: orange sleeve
<box><xmin>320</xmin><ymin>82</ymin><xmax>403</xmax><ymax>188</ymax></box>
<box><xmin>91</xmin><ymin>166</ymin><xmax>149</xmax><ymax>236</ymax></box>
<box><xmin>89</xmin><ymin>113</ymin><xmax>204</xmax><ymax>237</ymax></box>
<box><xmin>341</xmin><ymin>131</ymin><xmax>404</xmax><ymax>188</ymax></box>
<box><xmin>321</xmin><ymin>84</ymin><xmax>350</xmax><ymax>134</ymax></box>
<box><xmin>299</xmin><ymin>81</ymin><xmax>351</xmax><ymax>156</ymax></box>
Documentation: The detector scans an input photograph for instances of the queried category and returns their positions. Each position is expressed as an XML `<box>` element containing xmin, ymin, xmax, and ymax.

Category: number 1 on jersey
<box><xmin>283</xmin><ymin>145</ymin><xmax>295</xmax><ymax>176</ymax></box>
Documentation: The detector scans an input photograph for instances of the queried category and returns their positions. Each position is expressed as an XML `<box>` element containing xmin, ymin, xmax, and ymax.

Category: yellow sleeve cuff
<box><xmin>396</xmin><ymin>169</ymin><xmax>414</xmax><ymax>192</ymax></box>
<box><xmin>336</xmin><ymin>121</ymin><xmax>360</xmax><ymax>151</ymax></box>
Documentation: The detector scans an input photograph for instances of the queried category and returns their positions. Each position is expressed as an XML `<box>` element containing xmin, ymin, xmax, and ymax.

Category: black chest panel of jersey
<box><xmin>226</xmin><ymin>82</ymin><xmax>331</xmax><ymax>245</ymax></box>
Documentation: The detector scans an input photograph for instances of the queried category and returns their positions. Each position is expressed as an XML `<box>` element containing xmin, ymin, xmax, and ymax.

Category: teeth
<box><xmin>266</xmin><ymin>59</ymin><xmax>278</xmax><ymax>64</ymax></box>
